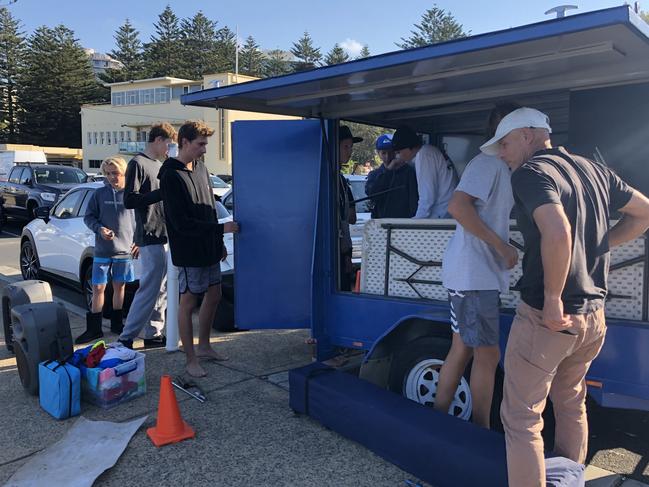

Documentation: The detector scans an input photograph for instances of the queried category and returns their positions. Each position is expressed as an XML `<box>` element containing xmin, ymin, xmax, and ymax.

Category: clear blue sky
<box><xmin>8</xmin><ymin>0</ymin><xmax>638</xmax><ymax>57</ymax></box>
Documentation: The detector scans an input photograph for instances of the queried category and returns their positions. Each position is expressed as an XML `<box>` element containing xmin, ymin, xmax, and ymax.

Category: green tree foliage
<box><xmin>239</xmin><ymin>35</ymin><xmax>263</xmax><ymax>77</ymax></box>
<box><xmin>397</xmin><ymin>5</ymin><xmax>466</xmax><ymax>49</ymax></box>
<box><xmin>0</xmin><ymin>7</ymin><xmax>25</xmax><ymax>142</ymax></box>
<box><xmin>357</xmin><ymin>45</ymin><xmax>370</xmax><ymax>59</ymax></box>
<box><xmin>100</xmin><ymin>19</ymin><xmax>144</xmax><ymax>83</ymax></box>
<box><xmin>21</xmin><ymin>25</ymin><xmax>105</xmax><ymax>147</ymax></box>
<box><xmin>641</xmin><ymin>11</ymin><xmax>649</xmax><ymax>23</ymax></box>
<box><xmin>212</xmin><ymin>26</ymin><xmax>236</xmax><ymax>73</ymax></box>
<box><xmin>262</xmin><ymin>49</ymin><xmax>291</xmax><ymax>77</ymax></box>
<box><xmin>179</xmin><ymin>11</ymin><xmax>219</xmax><ymax>79</ymax></box>
<box><xmin>290</xmin><ymin>31</ymin><xmax>321</xmax><ymax>71</ymax></box>
<box><xmin>324</xmin><ymin>44</ymin><xmax>349</xmax><ymax>65</ymax></box>
<box><xmin>145</xmin><ymin>5</ymin><xmax>183</xmax><ymax>78</ymax></box>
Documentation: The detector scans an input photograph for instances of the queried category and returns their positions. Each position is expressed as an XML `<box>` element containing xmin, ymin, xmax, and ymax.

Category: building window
<box><xmin>87</xmin><ymin>132</ymin><xmax>92</xmax><ymax>145</ymax></box>
<box><xmin>141</xmin><ymin>88</ymin><xmax>154</xmax><ymax>104</ymax></box>
<box><xmin>112</xmin><ymin>131</ymin><xmax>117</xmax><ymax>144</ymax></box>
<box><xmin>154</xmin><ymin>87</ymin><xmax>170</xmax><ymax>104</ymax></box>
<box><xmin>220</xmin><ymin>109</ymin><xmax>226</xmax><ymax>160</ymax></box>
<box><xmin>107</xmin><ymin>131</ymin><xmax>111</xmax><ymax>145</ymax></box>
<box><xmin>93</xmin><ymin>132</ymin><xmax>98</xmax><ymax>144</ymax></box>
<box><xmin>112</xmin><ymin>92</ymin><xmax>124</xmax><ymax>106</ymax></box>
<box><xmin>100</xmin><ymin>132</ymin><xmax>105</xmax><ymax>144</ymax></box>
<box><xmin>126</xmin><ymin>131</ymin><xmax>132</xmax><ymax>142</ymax></box>
<box><xmin>126</xmin><ymin>90</ymin><xmax>138</xmax><ymax>105</ymax></box>
<box><xmin>89</xmin><ymin>159</ymin><xmax>102</xmax><ymax>169</ymax></box>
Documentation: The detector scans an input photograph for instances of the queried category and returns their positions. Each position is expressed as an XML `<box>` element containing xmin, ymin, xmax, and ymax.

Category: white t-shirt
<box><xmin>413</xmin><ymin>144</ymin><xmax>457</xmax><ymax>219</ymax></box>
<box><xmin>442</xmin><ymin>153</ymin><xmax>514</xmax><ymax>292</ymax></box>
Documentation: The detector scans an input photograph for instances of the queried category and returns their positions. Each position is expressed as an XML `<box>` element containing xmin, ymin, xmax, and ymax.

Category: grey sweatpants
<box><xmin>120</xmin><ymin>244</ymin><xmax>167</xmax><ymax>340</ymax></box>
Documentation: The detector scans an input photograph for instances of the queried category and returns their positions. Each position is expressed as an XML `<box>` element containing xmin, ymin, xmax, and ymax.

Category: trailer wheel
<box><xmin>387</xmin><ymin>336</ymin><xmax>473</xmax><ymax>421</ymax></box>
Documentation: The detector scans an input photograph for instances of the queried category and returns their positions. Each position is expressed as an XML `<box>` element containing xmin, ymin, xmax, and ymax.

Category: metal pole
<box><xmin>165</xmin><ymin>249</ymin><xmax>179</xmax><ymax>352</ymax></box>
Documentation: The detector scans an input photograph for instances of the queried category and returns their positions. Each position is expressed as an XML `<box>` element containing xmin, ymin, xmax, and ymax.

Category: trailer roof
<box><xmin>183</xmin><ymin>6</ymin><xmax>649</xmax><ymax>133</ymax></box>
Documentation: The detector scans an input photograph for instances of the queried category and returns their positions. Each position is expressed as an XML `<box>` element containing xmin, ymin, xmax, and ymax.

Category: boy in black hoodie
<box><xmin>159</xmin><ymin>120</ymin><xmax>239</xmax><ymax>377</ymax></box>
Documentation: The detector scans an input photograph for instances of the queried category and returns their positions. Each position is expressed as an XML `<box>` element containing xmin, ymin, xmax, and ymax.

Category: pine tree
<box><xmin>263</xmin><ymin>49</ymin><xmax>290</xmax><ymax>78</ymax></box>
<box><xmin>357</xmin><ymin>45</ymin><xmax>370</xmax><ymax>59</ymax></box>
<box><xmin>215</xmin><ymin>26</ymin><xmax>237</xmax><ymax>73</ymax></box>
<box><xmin>0</xmin><ymin>7</ymin><xmax>25</xmax><ymax>142</ymax></box>
<box><xmin>324</xmin><ymin>44</ymin><xmax>349</xmax><ymax>65</ymax></box>
<box><xmin>21</xmin><ymin>25</ymin><xmax>106</xmax><ymax>147</ymax></box>
<box><xmin>397</xmin><ymin>5</ymin><xmax>466</xmax><ymax>49</ymax></box>
<box><xmin>179</xmin><ymin>11</ymin><xmax>219</xmax><ymax>79</ymax></box>
<box><xmin>144</xmin><ymin>5</ymin><xmax>183</xmax><ymax>78</ymax></box>
<box><xmin>101</xmin><ymin>19</ymin><xmax>144</xmax><ymax>82</ymax></box>
<box><xmin>290</xmin><ymin>31</ymin><xmax>321</xmax><ymax>71</ymax></box>
<box><xmin>239</xmin><ymin>35</ymin><xmax>263</xmax><ymax>77</ymax></box>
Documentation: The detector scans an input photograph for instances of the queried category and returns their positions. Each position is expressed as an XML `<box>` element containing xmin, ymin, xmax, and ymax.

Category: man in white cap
<box><xmin>481</xmin><ymin>107</ymin><xmax>649</xmax><ymax>486</ymax></box>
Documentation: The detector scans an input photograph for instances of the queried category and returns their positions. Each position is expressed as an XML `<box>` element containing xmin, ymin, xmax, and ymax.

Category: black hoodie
<box><xmin>158</xmin><ymin>158</ymin><xmax>224</xmax><ymax>267</ymax></box>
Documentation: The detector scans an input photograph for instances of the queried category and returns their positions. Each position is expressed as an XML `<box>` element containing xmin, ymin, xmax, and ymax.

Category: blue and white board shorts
<box><xmin>179</xmin><ymin>264</ymin><xmax>221</xmax><ymax>295</ymax></box>
<box><xmin>448</xmin><ymin>289</ymin><xmax>500</xmax><ymax>347</ymax></box>
<box><xmin>92</xmin><ymin>256</ymin><xmax>135</xmax><ymax>285</ymax></box>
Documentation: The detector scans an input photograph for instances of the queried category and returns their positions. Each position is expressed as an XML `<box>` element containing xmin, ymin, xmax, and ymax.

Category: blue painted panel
<box><xmin>232</xmin><ymin>120</ymin><xmax>322</xmax><ymax>329</ymax></box>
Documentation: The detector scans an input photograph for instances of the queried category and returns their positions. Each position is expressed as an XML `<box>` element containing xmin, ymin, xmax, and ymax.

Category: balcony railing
<box><xmin>118</xmin><ymin>142</ymin><xmax>146</xmax><ymax>153</ymax></box>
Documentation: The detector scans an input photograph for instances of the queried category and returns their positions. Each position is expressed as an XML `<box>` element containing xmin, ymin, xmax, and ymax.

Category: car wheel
<box><xmin>0</xmin><ymin>204</ymin><xmax>6</xmax><ymax>233</ymax></box>
<box><xmin>20</xmin><ymin>240</ymin><xmax>40</xmax><ymax>280</ymax></box>
<box><xmin>82</xmin><ymin>264</ymin><xmax>93</xmax><ymax>311</ymax></box>
<box><xmin>387</xmin><ymin>336</ymin><xmax>473</xmax><ymax>421</ymax></box>
<box><xmin>27</xmin><ymin>201</ymin><xmax>37</xmax><ymax>221</ymax></box>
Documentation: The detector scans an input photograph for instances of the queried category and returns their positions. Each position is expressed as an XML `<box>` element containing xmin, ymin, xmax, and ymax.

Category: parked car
<box><xmin>344</xmin><ymin>174</ymin><xmax>371</xmax><ymax>263</ymax></box>
<box><xmin>210</xmin><ymin>174</ymin><xmax>231</xmax><ymax>198</ymax></box>
<box><xmin>0</xmin><ymin>164</ymin><xmax>88</xmax><ymax>226</ymax></box>
<box><xmin>19</xmin><ymin>182</ymin><xmax>235</xmax><ymax>328</ymax></box>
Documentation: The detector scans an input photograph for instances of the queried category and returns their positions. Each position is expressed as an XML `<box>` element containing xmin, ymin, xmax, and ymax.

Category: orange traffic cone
<box><xmin>147</xmin><ymin>375</ymin><xmax>195</xmax><ymax>447</ymax></box>
<box><xmin>353</xmin><ymin>270</ymin><xmax>361</xmax><ymax>293</ymax></box>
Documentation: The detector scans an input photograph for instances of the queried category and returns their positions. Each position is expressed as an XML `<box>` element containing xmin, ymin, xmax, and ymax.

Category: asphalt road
<box><xmin>0</xmin><ymin>218</ymin><xmax>647</xmax><ymax>483</ymax></box>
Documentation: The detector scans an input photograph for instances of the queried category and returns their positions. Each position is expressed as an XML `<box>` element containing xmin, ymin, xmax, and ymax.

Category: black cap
<box><xmin>339</xmin><ymin>125</ymin><xmax>363</xmax><ymax>143</ymax></box>
<box><xmin>391</xmin><ymin>126</ymin><xmax>421</xmax><ymax>151</ymax></box>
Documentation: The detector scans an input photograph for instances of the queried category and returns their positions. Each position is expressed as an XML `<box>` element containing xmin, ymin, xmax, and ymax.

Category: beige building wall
<box><xmin>81</xmin><ymin>73</ymin><xmax>296</xmax><ymax>175</ymax></box>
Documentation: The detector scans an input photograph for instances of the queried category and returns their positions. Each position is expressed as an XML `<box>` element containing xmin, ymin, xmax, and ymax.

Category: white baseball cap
<box><xmin>480</xmin><ymin>107</ymin><xmax>552</xmax><ymax>156</ymax></box>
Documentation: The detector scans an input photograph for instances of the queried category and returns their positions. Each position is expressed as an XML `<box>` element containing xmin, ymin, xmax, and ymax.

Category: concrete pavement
<box><xmin>0</xmin><ymin>276</ymin><xmax>646</xmax><ymax>486</ymax></box>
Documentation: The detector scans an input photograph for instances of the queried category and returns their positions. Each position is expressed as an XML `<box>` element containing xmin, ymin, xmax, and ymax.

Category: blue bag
<box><xmin>38</xmin><ymin>360</ymin><xmax>81</xmax><ymax>420</ymax></box>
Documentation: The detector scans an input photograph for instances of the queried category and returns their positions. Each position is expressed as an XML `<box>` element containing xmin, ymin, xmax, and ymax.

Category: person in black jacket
<box><xmin>365</xmin><ymin>134</ymin><xmax>418</xmax><ymax>218</ymax></box>
<box><xmin>159</xmin><ymin>120</ymin><xmax>239</xmax><ymax>378</ymax></box>
<box><xmin>119</xmin><ymin>122</ymin><xmax>176</xmax><ymax>349</ymax></box>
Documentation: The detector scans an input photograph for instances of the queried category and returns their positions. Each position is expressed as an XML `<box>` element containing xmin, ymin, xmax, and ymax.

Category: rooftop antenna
<box><xmin>545</xmin><ymin>5</ymin><xmax>578</xmax><ymax>18</ymax></box>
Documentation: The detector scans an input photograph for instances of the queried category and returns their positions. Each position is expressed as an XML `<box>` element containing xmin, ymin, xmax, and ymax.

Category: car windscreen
<box><xmin>34</xmin><ymin>167</ymin><xmax>87</xmax><ymax>184</ymax></box>
<box><xmin>348</xmin><ymin>179</ymin><xmax>371</xmax><ymax>213</ymax></box>
<box><xmin>210</xmin><ymin>175</ymin><xmax>229</xmax><ymax>188</ymax></box>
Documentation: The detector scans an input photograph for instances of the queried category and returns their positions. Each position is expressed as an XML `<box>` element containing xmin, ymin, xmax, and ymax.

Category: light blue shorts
<box><xmin>92</xmin><ymin>256</ymin><xmax>136</xmax><ymax>285</ymax></box>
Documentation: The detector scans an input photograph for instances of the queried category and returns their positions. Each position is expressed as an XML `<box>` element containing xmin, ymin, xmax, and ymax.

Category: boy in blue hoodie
<box><xmin>77</xmin><ymin>156</ymin><xmax>137</xmax><ymax>344</ymax></box>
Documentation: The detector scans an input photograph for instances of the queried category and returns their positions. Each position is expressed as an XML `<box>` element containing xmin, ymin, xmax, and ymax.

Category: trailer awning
<box><xmin>182</xmin><ymin>6</ymin><xmax>649</xmax><ymax>133</ymax></box>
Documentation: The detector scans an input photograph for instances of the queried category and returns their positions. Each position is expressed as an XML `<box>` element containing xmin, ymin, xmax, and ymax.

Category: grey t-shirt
<box><xmin>442</xmin><ymin>153</ymin><xmax>514</xmax><ymax>292</ymax></box>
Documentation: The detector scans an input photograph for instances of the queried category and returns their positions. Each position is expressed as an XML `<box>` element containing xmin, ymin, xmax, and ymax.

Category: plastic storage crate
<box><xmin>81</xmin><ymin>351</ymin><xmax>146</xmax><ymax>409</ymax></box>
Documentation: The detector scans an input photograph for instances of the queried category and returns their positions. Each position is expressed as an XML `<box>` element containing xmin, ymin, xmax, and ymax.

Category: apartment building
<box><xmin>81</xmin><ymin>72</ymin><xmax>295</xmax><ymax>175</ymax></box>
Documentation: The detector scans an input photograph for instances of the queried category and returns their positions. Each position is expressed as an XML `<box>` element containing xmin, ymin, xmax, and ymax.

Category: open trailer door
<box><xmin>232</xmin><ymin>119</ymin><xmax>322</xmax><ymax>329</ymax></box>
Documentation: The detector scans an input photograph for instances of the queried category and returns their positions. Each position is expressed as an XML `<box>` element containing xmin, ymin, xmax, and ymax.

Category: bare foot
<box><xmin>186</xmin><ymin>359</ymin><xmax>207</xmax><ymax>377</ymax></box>
<box><xmin>196</xmin><ymin>346</ymin><xmax>229</xmax><ymax>361</ymax></box>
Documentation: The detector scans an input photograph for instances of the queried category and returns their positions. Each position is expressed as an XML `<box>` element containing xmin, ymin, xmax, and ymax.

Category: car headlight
<box><xmin>40</xmin><ymin>192</ymin><xmax>57</xmax><ymax>202</ymax></box>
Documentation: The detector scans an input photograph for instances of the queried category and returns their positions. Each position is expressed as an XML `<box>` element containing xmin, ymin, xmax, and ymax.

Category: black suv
<box><xmin>0</xmin><ymin>164</ymin><xmax>88</xmax><ymax>223</ymax></box>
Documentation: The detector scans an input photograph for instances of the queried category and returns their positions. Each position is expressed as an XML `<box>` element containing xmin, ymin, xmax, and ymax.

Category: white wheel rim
<box><xmin>403</xmin><ymin>358</ymin><xmax>472</xmax><ymax>421</ymax></box>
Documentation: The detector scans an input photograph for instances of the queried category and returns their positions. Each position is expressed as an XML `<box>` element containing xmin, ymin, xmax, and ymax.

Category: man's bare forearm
<box><xmin>541</xmin><ymin>221</ymin><xmax>571</xmax><ymax>299</ymax></box>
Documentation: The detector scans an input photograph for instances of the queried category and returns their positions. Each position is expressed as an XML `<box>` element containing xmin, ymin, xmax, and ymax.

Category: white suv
<box><xmin>19</xmin><ymin>182</ymin><xmax>234</xmax><ymax>317</ymax></box>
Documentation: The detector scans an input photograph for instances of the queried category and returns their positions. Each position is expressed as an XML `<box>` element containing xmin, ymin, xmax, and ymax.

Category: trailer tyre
<box><xmin>387</xmin><ymin>336</ymin><xmax>473</xmax><ymax>421</ymax></box>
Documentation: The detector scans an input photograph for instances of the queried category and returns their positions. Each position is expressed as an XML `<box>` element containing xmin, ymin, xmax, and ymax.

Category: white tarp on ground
<box><xmin>5</xmin><ymin>415</ymin><xmax>147</xmax><ymax>487</ymax></box>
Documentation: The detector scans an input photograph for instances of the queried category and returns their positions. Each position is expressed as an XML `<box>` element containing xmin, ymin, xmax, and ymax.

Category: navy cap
<box><xmin>339</xmin><ymin>125</ymin><xmax>363</xmax><ymax>143</ymax></box>
<box><xmin>375</xmin><ymin>134</ymin><xmax>393</xmax><ymax>150</ymax></box>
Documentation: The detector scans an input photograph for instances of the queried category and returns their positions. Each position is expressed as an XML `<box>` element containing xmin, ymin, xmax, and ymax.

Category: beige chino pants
<box><xmin>501</xmin><ymin>302</ymin><xmax>606</xmax><ymax>487</ymax></box>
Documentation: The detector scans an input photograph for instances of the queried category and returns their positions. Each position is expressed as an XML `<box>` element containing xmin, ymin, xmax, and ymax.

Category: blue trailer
<box><xmin>184</xmin><ymin>6</ymin><xmax>649</xmax><ymax>420</ymax></box>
